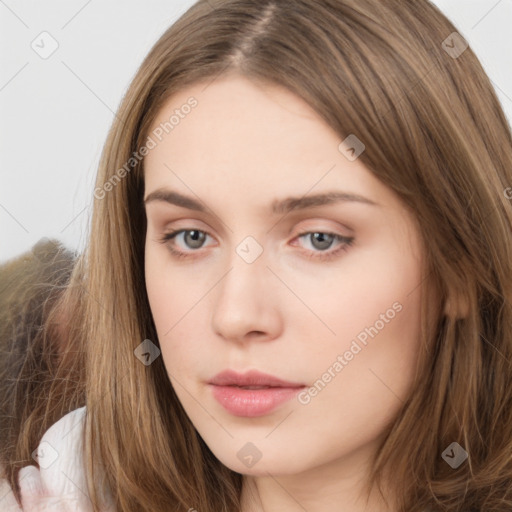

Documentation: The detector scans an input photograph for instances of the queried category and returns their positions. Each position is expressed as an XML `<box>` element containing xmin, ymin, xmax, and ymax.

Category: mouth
<box><xmin>208</xmin><ymin>369</ymin><xmax>305</xmax><ymax>388</ymax></box>
<box><xmin>226</xmin><ymin>385</ymin><xmax>283</xmax><ymax>390</ymax></box>
<box><xmin>208</xmin><ymin>370</ymin><xmax>306</xmax><ymax>417</ymax></box>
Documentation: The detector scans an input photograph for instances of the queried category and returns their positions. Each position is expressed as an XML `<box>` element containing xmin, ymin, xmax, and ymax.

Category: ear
<box><xmin>444</xmin><ymin>290</ymin><xmax>469</xmax><ymax>319</ymax></box>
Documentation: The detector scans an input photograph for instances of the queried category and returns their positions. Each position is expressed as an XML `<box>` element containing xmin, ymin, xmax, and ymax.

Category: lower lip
<box><xmin>209</xmin><ymin>385</ymin><xmax>304</xmax><ymax>417</ymax></box>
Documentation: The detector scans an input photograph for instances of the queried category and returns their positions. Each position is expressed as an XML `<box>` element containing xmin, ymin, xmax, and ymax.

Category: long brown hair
<box><xmin>15</xmin><ymin>0</ymin><xmax>512</xmax><ymax>510</ymax></box>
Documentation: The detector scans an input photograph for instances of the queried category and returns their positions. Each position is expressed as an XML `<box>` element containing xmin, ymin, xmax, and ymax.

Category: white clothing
<box><xmin>0</xmin><ymin>407</ymin><xmax>114</xmax><ymax>511</ymax></box>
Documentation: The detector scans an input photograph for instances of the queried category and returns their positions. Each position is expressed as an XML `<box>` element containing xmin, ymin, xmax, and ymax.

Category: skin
<box><xmin>144</xmin><ymin>74</ymin><xmax>426</xmax><ymax>512</ymax></box>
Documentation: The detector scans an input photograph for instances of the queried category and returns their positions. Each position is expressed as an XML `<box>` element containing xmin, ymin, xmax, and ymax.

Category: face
<box><xmin>144</xmin><ymin>74</ymin><xmax>425</xmax><ymax>481</ymax></box>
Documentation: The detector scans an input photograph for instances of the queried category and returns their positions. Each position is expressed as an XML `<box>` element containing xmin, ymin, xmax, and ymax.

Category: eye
<box><xmin>293</xmin><ymin>231</ymin><xmax>354</xmax><ymax>261</ymax></box>
<box><xmin>158</xmin><ymin>228</ymin><xmax>354</xmax><ymax>261</ymax></box>
<box><xmin>158</xmin><ymin>229</ymin><xmax>213</xmax><ymax>259</ymax></box>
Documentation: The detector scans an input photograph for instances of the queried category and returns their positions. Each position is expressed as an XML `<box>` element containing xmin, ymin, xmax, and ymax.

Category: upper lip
<box><xmin>208</xmin><ymin>369</ymin><xmax>305</xmax><ymax>388</ymax></box>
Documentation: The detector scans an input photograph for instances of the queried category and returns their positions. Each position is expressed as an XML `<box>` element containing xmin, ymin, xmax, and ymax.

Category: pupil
<box><xmin>312</xmin><ymin>233</ymin><xmax>333</xmax><ymax>250</ymax></box>
<box><xmin>186</xmin><ymin>230</ymin><xmax>205</xmax><ymax>248</ymax></box>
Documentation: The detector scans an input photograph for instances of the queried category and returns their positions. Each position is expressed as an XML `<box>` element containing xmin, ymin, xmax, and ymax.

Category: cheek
<box><xmin>299</xmin><ymin>247</ymin><xmax>423</xmax><ymax>383</ymax></box>
<box><xmin>144</xmin><ymin>247</ymin><xmax>207</xmax><ymax>374</ymax></box>
<box><xmin>302</xmin><ymin>250</ymin><xmax>419</xmax><ymax>334</ymax></box>
<box><xmin>145</xmin><ymin>246</ymin><xmax>173</xmax><ymax>341</ymax></box>
<box><xmin>146</xmin><ymin>280</ymin><xmax>187</xmax><ymax>378</ymax></box>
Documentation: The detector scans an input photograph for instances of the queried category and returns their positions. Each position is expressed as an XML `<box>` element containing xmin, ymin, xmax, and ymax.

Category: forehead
<box><xmin>147</xmin><ymin>74</ymin><xmax>319</xmax><ymax>134</ymax></box>
<box><xmin>143</xmin><ymin>74</ymin><xmax>386</xmax><ymax>210</ymax></box>
<box><xmin>146</xmin><ymin>75</ymin><xmax>332</xmax><ymax>168</ymax></box>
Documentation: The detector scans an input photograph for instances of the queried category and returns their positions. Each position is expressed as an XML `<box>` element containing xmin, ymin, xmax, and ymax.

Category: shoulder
<box><xmin>38</xmin><ymin>405</ymin><xmax>87</xmax><ymax>452</ymax></box>
<box><xmin>30</xmin><ymin>405</ymin><xmax>87</xmax><ymax>484</ymax></box>
<box><xmin>17</xmin><ymin>406</ymin><xmax>114</xmax><ymax>511</ymax></box>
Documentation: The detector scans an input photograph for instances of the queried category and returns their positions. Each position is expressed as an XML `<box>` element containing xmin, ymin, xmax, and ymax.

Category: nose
<box><xmin>211</xmin><ymin>249</ymin><xmax>282</xmax><ymax>344</ymax></box>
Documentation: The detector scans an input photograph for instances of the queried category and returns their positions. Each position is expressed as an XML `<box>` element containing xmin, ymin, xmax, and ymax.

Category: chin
<box><xmin>211</xmin><ymin>450</ymin><xmax>304</xmax><ymax>477</ymax></box>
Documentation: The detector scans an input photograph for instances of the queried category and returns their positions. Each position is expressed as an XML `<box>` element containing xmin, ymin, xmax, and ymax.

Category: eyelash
<box><xmin>158</xmin><ymin>229</ymin><xmax>354</xmax><ymax>262</ymax></box>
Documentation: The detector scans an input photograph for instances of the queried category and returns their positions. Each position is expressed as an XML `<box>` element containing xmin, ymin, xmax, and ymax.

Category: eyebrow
<box><xmin>144</xmin><ymin>188</ymin><xmax>379</xmax><ymax>214</ymax></box>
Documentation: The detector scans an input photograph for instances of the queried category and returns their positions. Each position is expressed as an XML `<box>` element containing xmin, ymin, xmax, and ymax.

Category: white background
<box><xmin>1</xmin><ymin>0</ymin><xmax>511</xmax><ymax>262</ymax></box>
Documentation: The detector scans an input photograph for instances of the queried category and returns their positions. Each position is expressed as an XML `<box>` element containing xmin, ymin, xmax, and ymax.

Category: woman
<box><xmin>6</xmin><ymin>0</ymin><xmax>512</xmax><ymax>510</ymax></box>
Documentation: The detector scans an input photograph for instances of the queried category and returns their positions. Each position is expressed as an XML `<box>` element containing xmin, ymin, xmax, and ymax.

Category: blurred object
<box><xmin>0</xmin><ymin>238</ymin><xmax>84</xmax><ymax>507</ymax></box>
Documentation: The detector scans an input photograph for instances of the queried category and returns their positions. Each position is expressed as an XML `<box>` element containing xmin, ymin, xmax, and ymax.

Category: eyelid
<box><xmin>160</xmin><ymin>219</ymin><xmax>350</xmax><ymax>245</ymax></box>
<box><xmin>290</xmin><ymin>218</ymin><xmax>354</xmax><ymax>237</ymax></box>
